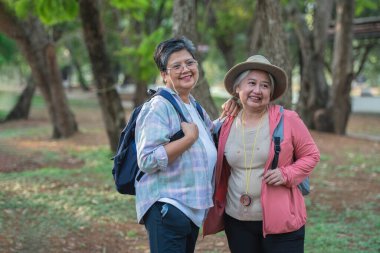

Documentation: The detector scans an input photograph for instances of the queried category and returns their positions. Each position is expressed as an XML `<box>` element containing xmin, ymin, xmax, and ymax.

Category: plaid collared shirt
<box><xmin>135</xmin><ymin>88</ymin><xmax>219</xmax><ymax>223</ymax></box>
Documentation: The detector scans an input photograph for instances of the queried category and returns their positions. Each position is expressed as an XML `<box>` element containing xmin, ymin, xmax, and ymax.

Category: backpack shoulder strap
<box><xmin>194</xmin><ymin>101</ymin><xmax>205</xmax><ymax>121</ymax></box>
<box><xmin>273</xmin><ymin>106</ymin><xmax>284</xmax><ymax>141</ymax></box>
<box><xmin>271</xmin><ymin>106</ymin><xmax>284</xmax><ymax>170</ymax></box>
<box><xmin>156</xmin><ymin>89</ymin><xmax>187</xmax><ymax>123</ymax></box>
<box><xmin>155</xmin><ymin>88</ymin><xmax>205</xmax><ymax>122</ymax></box>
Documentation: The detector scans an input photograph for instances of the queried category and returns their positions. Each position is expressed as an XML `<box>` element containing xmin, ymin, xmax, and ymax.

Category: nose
<box><xmin>252</xmin><ymin>85</ymin><xmax>261</xmax><ymax>93</ymax></box>
<box><xmin>181</xmin><ymin>64</ymin><xmax>191</xmax><ymax>72</ymax></box>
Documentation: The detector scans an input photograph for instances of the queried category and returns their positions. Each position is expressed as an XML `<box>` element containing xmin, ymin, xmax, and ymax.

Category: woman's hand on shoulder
<box><xmin>220</xmin><ymin>98</ymin><xmax>240</xmax><ymax>118</ymax></box>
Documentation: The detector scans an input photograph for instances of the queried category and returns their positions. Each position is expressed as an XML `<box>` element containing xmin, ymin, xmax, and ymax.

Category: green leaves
<box><xmin>110</xmin><ymin>0</ymin><xmax>150</xmax><ymax>21</ymax></box>
<box><xmin>13</xmin><ymin>0</ymin><xmax>34</xmax><ymax>18</ymax></box>
<box><xmin>0</xmin><ymin>35</ymin><xmax>18</xmax><ymax>65</ymax></box>
<box><xmin>116</xmin><ymin>28</ymin><xmax>166</xmax><ymax>82</ymax></box>
<box><xmin>110</xmin><ymin>0</ymin><xmax>149</xmax><ymax>10</ymax></box>
<box><xmin>4</xmin><ymin>0</ymin><xmax>78</xmax><ymax>25</ymax></box>
<box><xmin>355</xmin><ymin>0</ymin><xmax>380</xmax><ymax>16</ymax></box>
<box><xmin>36</xmin><ymin>0</ymin><xmax>78</xmax><ymax>25</ymax></box>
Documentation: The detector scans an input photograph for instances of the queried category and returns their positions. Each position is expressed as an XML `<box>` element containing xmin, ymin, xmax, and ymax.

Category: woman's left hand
<box><xmin>263</xmin><ymin>169</ymin><xmax>285</xmax><ymax>186</ymax></box>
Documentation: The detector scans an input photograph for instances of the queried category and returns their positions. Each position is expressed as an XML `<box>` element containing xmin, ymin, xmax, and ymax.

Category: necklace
<box><xmin>240</xmin><ymin>110</ymin><xmax>265</xmax><ymax>207</ymax></box>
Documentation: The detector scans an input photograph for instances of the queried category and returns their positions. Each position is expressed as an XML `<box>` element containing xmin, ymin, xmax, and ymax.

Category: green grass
<box><xmin>304</xmin><ymin>147</ymin><xmax>380</xmax><ymax>252</ymax></box>
<box><xmin>31</xmin><ymin>94</ymin><xmax>45</xmax><ymax>108</ymax></box>
<box><xmin>1</xmin><ymin>145</ymin><xmax>378</xmax><ymax>252</ymax></box>
<box><xmin>0</xmin><ymin>125</ymin><xmax>51</xmax><ymax>139</ymax></box>
<box><xmin>333</xmin><ymin>151</ymin><xmax>380</xmax><ymax>177</ymax></box>
<box><xmin>0</xmin><ymin>90</ymin><xmax>18</xmax><ymax>120</ymax></box>
<box><xmin>0</xmin><ymin>90</ymin><xmax>99</xmax><ymax>121</ymax></box>
<box><xmin>306</xmin><ymin>202</ymin><xmax>380</xmax><ymax>253</ymax></box>
<box><xmin>0</xmin><ymin>147</ymin><xmax>137</xmax><ymax>247</ymax></box>
<box><xmin>30</xmin><ymin>91</ymin><xmax>100</xmax><ymax>109</ymax></box>
<box><xmin>0</xmin><ymin>110</ymin><xmax>7</xmax><ymax>120</ymax></box>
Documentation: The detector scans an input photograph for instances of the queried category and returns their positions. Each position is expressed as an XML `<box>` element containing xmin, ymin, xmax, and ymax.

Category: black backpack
<box><xmin>112</xmin><ymin>88</ymin><xmax>204</xmax><ymax>195</ymax></box>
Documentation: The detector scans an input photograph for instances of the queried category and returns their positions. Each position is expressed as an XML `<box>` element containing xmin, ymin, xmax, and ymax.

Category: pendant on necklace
<box><xmin>240</xmin><ymin>194</ymin><xmax>252</xmax><ymax>207</ymax></box>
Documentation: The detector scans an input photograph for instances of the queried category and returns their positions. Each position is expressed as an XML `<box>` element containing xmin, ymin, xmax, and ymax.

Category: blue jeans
<box><xmin>143</xmin><ymin>202</ymin><xmax>199</xmax><ymax>253</ymax></box>
<box><xmin>225</xmin><ymin>213</ymin><xmax>305</xmax><ymax>253</ymax></box>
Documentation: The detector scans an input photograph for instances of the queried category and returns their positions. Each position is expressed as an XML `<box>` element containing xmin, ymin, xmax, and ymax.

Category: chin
<box><xmin>180</xmin><ymin>81</ymin><xmax>196</xmax><ymax>89</ymax></box>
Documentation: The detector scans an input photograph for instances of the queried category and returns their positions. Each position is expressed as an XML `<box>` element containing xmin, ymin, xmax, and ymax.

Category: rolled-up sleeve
<box><xmin>135</xmin><ymin>98</ymin><xmax>173</xmax><ymax>174</ymax></box>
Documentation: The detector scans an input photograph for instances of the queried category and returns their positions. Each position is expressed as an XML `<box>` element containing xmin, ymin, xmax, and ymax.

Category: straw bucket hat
<box><xmin>224</xmin><ymin>55</ymin><xmax>288</xmax><ymax>101</ymax></box>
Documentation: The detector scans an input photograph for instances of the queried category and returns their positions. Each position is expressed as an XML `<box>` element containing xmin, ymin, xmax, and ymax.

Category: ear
<box><xmin>235</xmin><ymin>85</ymin><xmax>240</xmax><ymax>93</ymax></box>
<box><xmin>160</xmin><ymin>71</ymin><xmax>167</xmax><ymax>83</ymax></box>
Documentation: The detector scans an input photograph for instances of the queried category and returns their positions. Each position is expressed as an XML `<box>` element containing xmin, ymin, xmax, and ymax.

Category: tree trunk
<box><xmin>72</xmin><ymin>56</ymin><xmax>90</xmax><ymax>91</ymax></box>
<box><xmin>206</xmin><ymin>5</ymin><xmax>235</xmax><ymax>69</ymax></box>
<box><xmin>252</xmin><ymin>0</ymin><xmax>292</xmax><ymax>108</ymax></box>
<box><xmin>0</xmin><ymin>4</ymin><xmax>78</xmax><ymax>138</ymax></box>
<box><xmin>329</xmin><ymin>0</ymin><xmax>355</xmax><ymax>135</ymax></box>
<box><xmin>248</xmin><ymin>8</ymin><xmax>263</xmax><ymax>54</ymax></box>
<box><xmin>4</xmin><ymin>76</ymin><xmax>35</xmax><ymax>121</ymax></box>
<box><xmin>289</xmin><ymin>0</ymin><xmax>333</xmax><ymax>129</ymax></box>
<box><xmin>78</xmin><ymin>0</ymin><xmax>125</xmax><ymax>152</ymax></box>
<box><xmin>134</xmin><ymin>80</ymin><xmax>148</xmax><ymax>107</ymax></box>
<box><xmin>66</xmin><ymin>43</ymin><xmax>90</xmax><ymax>91</ymax></box>
<box><xmin>173</xmin><ymin>0</ymin><xmax>219</xmax><ymax>119</ymax></box>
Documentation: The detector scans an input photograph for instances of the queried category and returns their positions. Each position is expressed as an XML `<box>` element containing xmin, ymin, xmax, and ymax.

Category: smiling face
<box><xmin>235</xmin><ymin>70</ymin><xmax>272</xmax><ymax>112</ymax></box>
<box><xmin>161</xmin><ymin>49</ymin><xmax>199</xmax><ymax>97</ymax></box>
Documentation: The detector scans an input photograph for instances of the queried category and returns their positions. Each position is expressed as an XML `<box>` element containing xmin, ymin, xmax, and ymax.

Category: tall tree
<box><xmin>329</xmin><ymin>0</ymin><xmax>355</xmax><ymax>134</ymax></box>
<box><xmin>173</xmin><ymin>0</ymin><xmax>218</xmax><ymax>119</ymax></box>
<box><xmin>4</xmin><ymin>76</ymin><xmax>35</xmax><ymax>121</ymax></box>
<box><xmin>0</xmin><ymin>32</ymin><xmax>35</xmax><ymax>121</ymax></box>
<box><xmin>0</xmin><ymin>2</ymin><xmax>78</xmax><ymax>137</ymax></box>
<box><xmin>289</xmin><ymin>0</ymin><xmax>333</xmax><ymax>128</ymax></box>
<box><xmin>77</xmin><ymin>0</ymin><xmax>125</xmax><ymax>151</ymax></box>
<box><xmin>250</xmin><ymin>0</ymin><xmax>292</xmax><ymax>107</ymax></box>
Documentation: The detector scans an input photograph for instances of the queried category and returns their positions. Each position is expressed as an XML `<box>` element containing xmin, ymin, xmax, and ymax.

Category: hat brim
<box><xmin>224</xmin><ymin>62</ymin><xmax>288</xmax><ymax>101</ymax></box>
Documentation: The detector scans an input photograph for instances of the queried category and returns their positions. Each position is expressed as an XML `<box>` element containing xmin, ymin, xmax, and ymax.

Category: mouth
<box><xmin>247</xmin><ymin>95</ymin><xmax>262</xmax><ymax>102</ymax></box>
<box><xmin>179</xmin><ymin>74</ymin><xmax>193</xmax><ymax>81</ymax></box>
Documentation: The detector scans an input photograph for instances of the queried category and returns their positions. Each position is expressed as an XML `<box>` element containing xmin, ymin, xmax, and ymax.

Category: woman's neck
<box><xmin>242</xmin><ymin>107</ymin><xmax>267</xmax><ymax>127</ymax></box>
<box><xmin>180</xmin><ymin>95</ymin><xmax>190</xmax><ymax>104</ymax></box>
<box><xmin>166</xmin><ymin>84</ymin><xmax>191</xmax><ymax>104</ymax></box>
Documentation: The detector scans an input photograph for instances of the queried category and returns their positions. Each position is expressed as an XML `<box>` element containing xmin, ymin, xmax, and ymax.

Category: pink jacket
<box><xmin>203</xmin><ymin>105</ymin><xmax>320</xmax><ymax>237</ymax></box>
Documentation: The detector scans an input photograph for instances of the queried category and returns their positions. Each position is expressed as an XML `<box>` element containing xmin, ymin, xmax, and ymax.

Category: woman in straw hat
<box><xmin>203</xmin><ymin>55</ymin><xmax>320</xmax><ymax>253</ymax></box>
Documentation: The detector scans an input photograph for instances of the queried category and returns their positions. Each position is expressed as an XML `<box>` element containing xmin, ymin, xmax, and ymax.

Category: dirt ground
<box><xmin>0</xmin><ymin>92</ymin><xmax>380</xmax><ymax>253</ymax></box>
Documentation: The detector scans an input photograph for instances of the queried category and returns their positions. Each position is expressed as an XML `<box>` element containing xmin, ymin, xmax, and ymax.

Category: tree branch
<box><xmin>0</xmin><ymin>2</ymin><xmax>24</xmax><ymax>41</ymax></box>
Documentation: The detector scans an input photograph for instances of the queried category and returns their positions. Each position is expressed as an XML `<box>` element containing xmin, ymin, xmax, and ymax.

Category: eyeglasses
<box><xmin>166</xmin><ymin>60</ymin><xmax>198</xmax><ymax>74</ymax></box>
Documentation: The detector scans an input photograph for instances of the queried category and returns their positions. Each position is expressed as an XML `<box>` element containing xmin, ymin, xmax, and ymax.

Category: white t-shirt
<box><xmin>159</xmin><ymin>102</ymin><xmax>217</xmax><ymax>227</ymax></box>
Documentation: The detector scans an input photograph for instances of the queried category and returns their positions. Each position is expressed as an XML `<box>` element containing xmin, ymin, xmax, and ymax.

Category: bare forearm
<box><xmin>164</xmin><ymin>136</ymin><xmax>196</xmax><ymax>164</ymax></box>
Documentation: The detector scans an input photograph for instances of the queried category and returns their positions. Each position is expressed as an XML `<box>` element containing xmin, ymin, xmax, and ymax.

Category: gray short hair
<box><xmin>153</xmin><ymin>37</ymin><xmax>196</xmax><ymax>72</ymax></box>
<box><xmin>232</xmin><ymin>70</ymin><xmax>275</xmax><ymax>98</ymax></box>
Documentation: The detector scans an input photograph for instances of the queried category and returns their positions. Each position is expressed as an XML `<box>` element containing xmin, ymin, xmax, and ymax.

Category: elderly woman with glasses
<box><xmin>134</xmin><ymin>37</ymin><xmax>238</xmax><ymax>253</ymax></box>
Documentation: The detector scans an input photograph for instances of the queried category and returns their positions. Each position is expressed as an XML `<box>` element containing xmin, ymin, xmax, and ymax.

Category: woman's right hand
<box><xmin>164</xmin><ymin>122</ymin><xmax>198</xmax><ymax>164</ymax></box>
<box><xmin>181</xmin><ymin>122</ymin><xmax>199</xmax><ymax>143</ymax></box>
<box><xmin>220</xmin><ymin>98</ymin><xmax>240</xmax><ymax>118</ymax></box>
